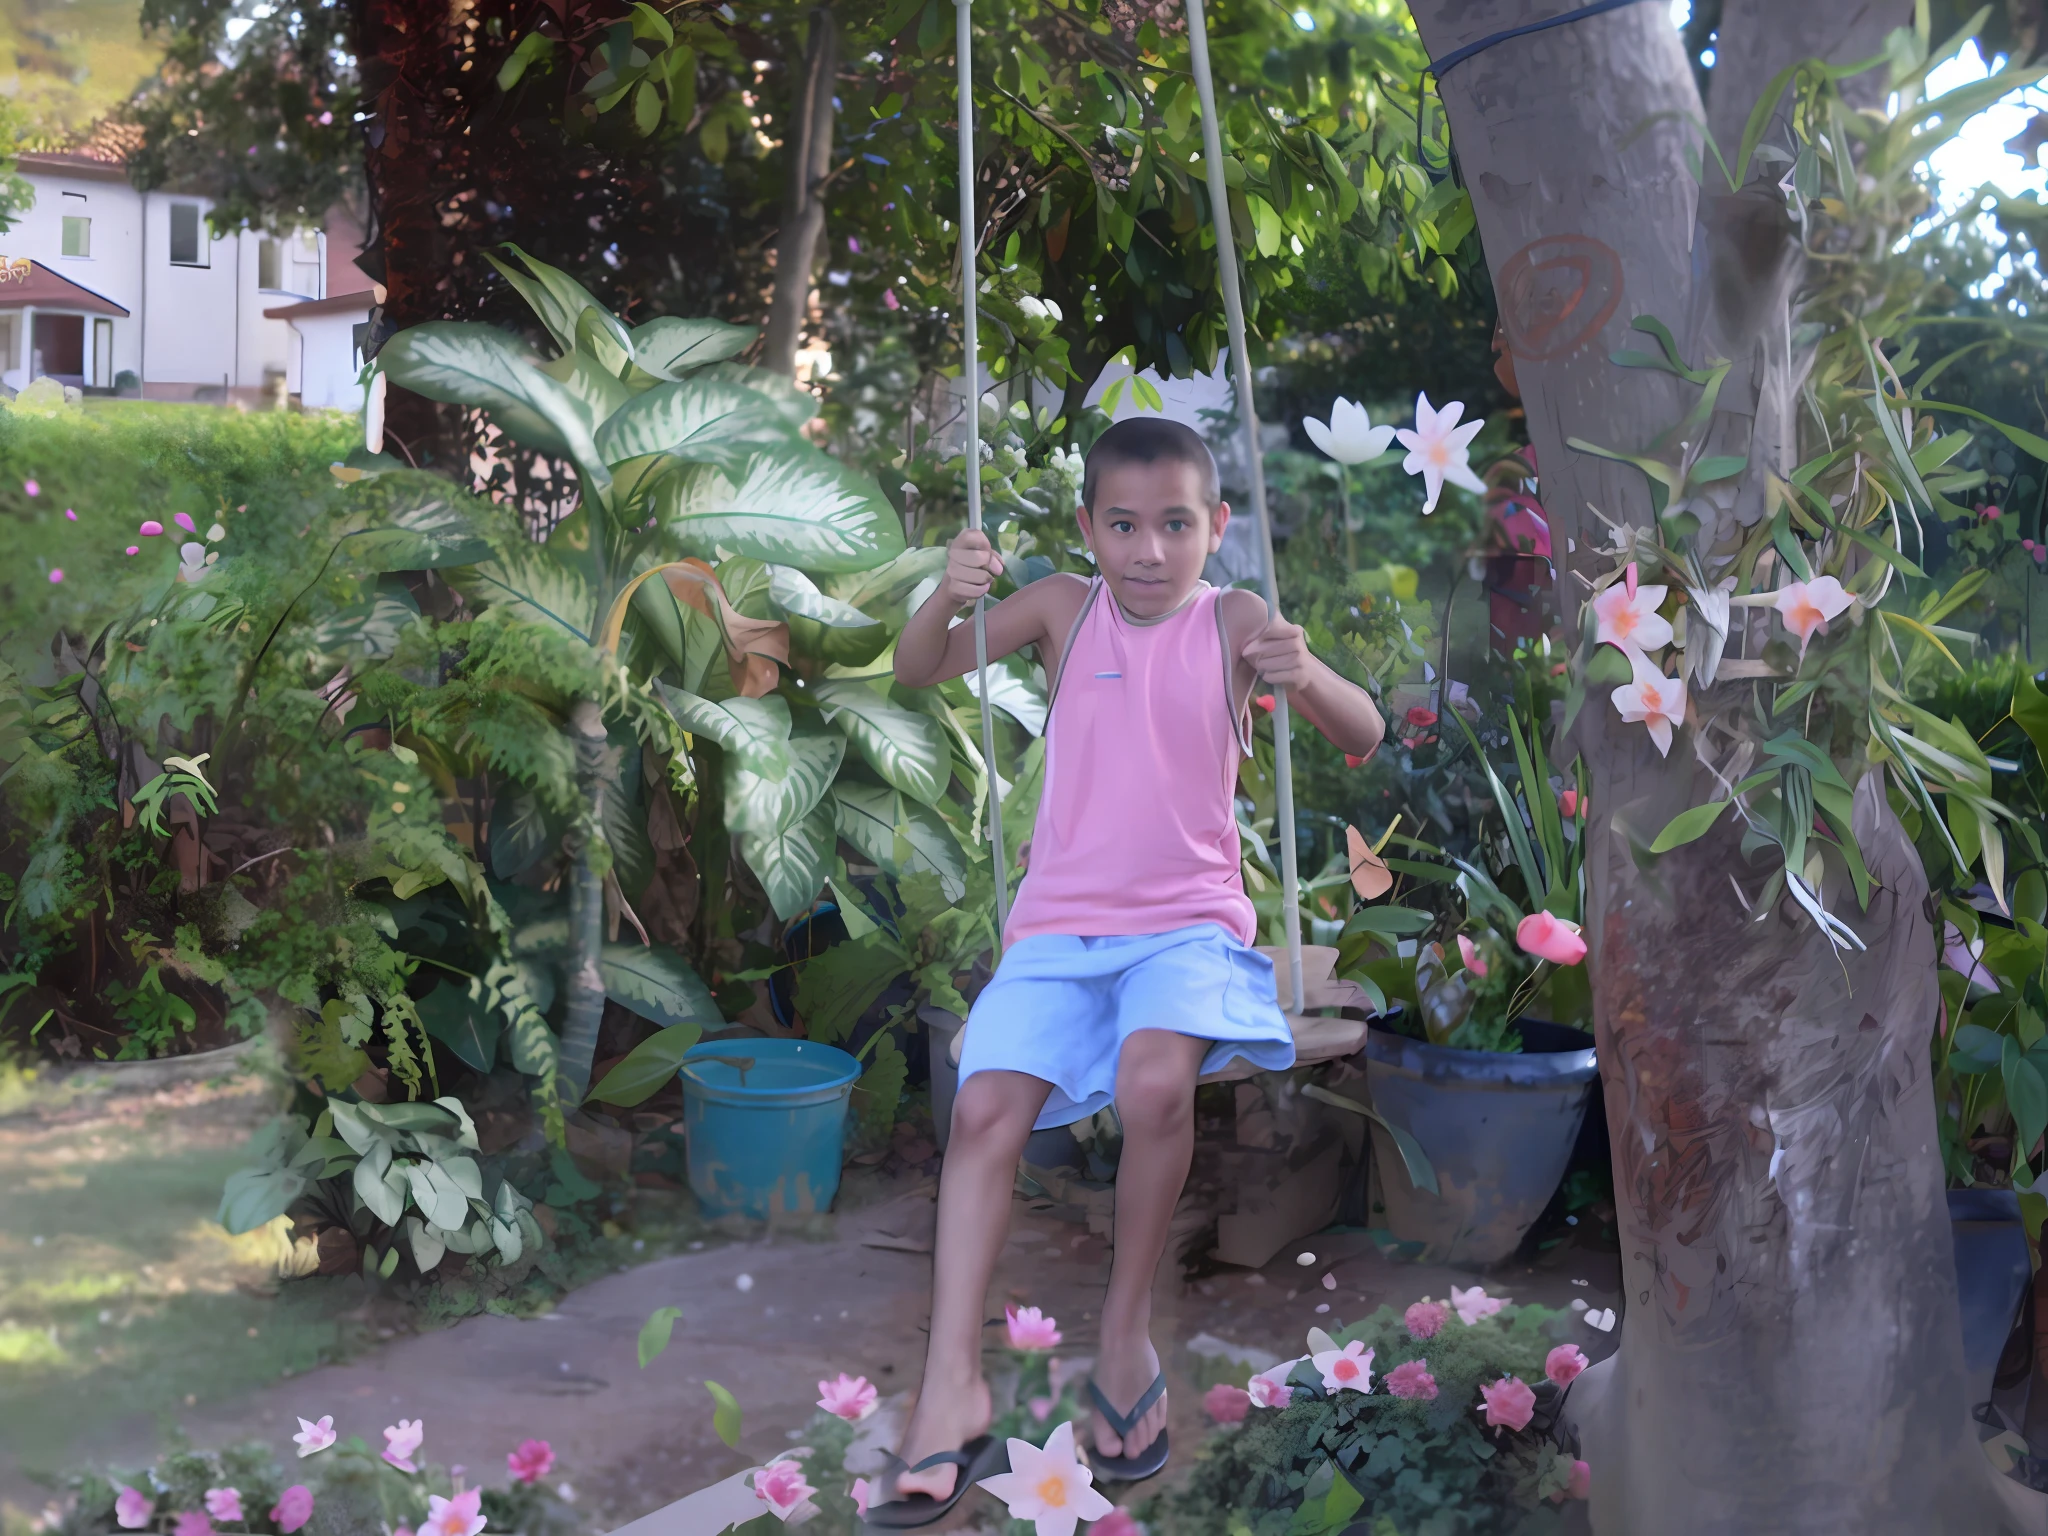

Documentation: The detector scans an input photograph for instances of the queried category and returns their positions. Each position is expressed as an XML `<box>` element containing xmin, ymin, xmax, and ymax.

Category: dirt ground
<box><xmin>0</xmin><ymin>1065</ymin><xmax>1624</xmax><ymax>1533</ymax></box>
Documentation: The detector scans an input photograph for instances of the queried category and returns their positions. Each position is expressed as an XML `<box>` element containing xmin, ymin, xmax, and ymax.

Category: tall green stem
<box><xmin>557</xmin><ymin>696</ymin><xmax>610</xmax><ymax>1101</ymax></box>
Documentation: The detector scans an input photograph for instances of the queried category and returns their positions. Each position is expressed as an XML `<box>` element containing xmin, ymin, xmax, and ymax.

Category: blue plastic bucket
<box><xmin>679</xmin><ymin>1039</ymin><xmax>862</xmax><ymax>1219</ymax></box>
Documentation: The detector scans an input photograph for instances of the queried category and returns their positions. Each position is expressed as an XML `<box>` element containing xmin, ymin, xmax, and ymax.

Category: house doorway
<box><xmin>32</xmin><ymin>313</ymin><xmax>84</xmax><ymax>382</ymax></box>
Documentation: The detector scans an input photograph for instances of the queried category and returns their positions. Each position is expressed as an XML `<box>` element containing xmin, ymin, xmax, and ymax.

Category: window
<box><xmin>169</xmin><ymin>203</ymin><xmax>208</xmax><ymax>267</ymax></box>
<box><xmin>61</xmin><ymin>216</ymin><xmax>90</xmax><ymax>258</ymax></box>
<box><xmin>258</xmin><ymin>236</ymin><xmax>281</xmax><ymax>290</ymax></box>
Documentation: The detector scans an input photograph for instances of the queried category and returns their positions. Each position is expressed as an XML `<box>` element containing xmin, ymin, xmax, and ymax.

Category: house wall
<box><xmin>290</xmin><ymin>309</ymin><xmax>371</xmax><ymax>409</ymax></box>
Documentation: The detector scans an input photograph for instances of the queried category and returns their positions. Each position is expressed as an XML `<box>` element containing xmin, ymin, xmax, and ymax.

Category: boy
<box><xmin>865</xmin><ymin>417</ymin><xmax>1384</xmax><ymax>1526</ymax></box>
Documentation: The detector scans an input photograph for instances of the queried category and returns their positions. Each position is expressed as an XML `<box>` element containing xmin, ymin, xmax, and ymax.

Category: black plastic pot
<box><xmin>1362</xmin><ymin>1018</ymin><xmax>1598</xmax><ymax>1265</ymax></box>
<box><xmin>1950</xmin><ymin>1187</ymin><xmax>2033</xmax><ymax>1409</ymax></box>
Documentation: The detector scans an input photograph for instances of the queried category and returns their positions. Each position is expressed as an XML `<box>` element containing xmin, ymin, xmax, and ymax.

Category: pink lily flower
<box><xmin>506</xmin><ymin>1440</ymin><xmax>554</xmax><ymax>1484</ymax></box>
<box><xmin>1478</xmin><ymin>1375</ymin><xmax>1537</xmax><ymax>1431</ymax></box>
<box><xmin>114</xmin><ymin>1487</ymin><xmax>155</xmax><ymax>1530</ymax></box>
<box><xmin>292</xmin><ymin>1417</ymin><xmax>336</xmax><ymax>1458</ymax></box>
<box><xmin>1384</xmin><ymin>1359</ymin><xmax>1438</xmax><ymax>1400</ymax></box>
<box><xmin>1611</xmin><ymin>652</ymin><xmax>1687</xmax><ymax>757</ymax></box>
<box><xmin>817</xmin><ymin>1372</ymin><xmax>878</xmax><ymax>1422</ymax></box>
<box><xmin>1311</xmin><ymin>1339</ymin><xmax>1374</xmax><ymax>1394</ymax></box>
<box><xmin>1591</xmin><ymin>580</ymin><xmax>1673</xmax><ymax>657</ymax></box>
<box><xmin>1773</xmin><ymin>576</ymin><xmax>1853</xmax><ymax>654</ymax></box>
<box><xmin>203</xmin><ymin>1489</ymin><xmax>242</xmax><ymax>1523</ymax></box>
<box><xmin>382</xmin><ymin>1419</ymin><xmax>424</xmax><ymax>1473</ymax></box>
<box><xmin>1545</xmin><ymin>1344</ymin><xmax>1590</xmax><ymax>1387</ymax></box>
<box><xmin>269</xmin><ymin>1488</ymin><xmax>313</xmax><ymax>1535</ymax></box>
<box><xmin>751</xmin><ymin>1459</ymin><xmax>817</xmax><ymax>1524</ymax></box>
<box><xmin>1516</xmin><ymin>912</ymin><xmax>1586</xmax><ymax>966</ymax></box>
<box><xmin>977</xmin><ymin>1421</ymin><xmax>1113</xmax><ymax>1536</ymax></box>
<box><xmin>1450</xmin><ymin>1285</ymin><xmax>1507</xmax><ymax>1326</ymax></box>
<box><xmin>1393</xmin><ymin>392</ymin><xmax>1487</xmax><ymax>514</ymax></box>
<box><xmin>1246</xmin><ymin>1358</ymin><xmax>1300</xmax><ymax>1408</ymax></box>
<box><xmin>422</xmin><ymin>1488</ymin><xmax>485</xmax><ymax>1536</ymax></box>
<box><xmin>1202</xmin><ymin>1383</ymin><xmax>1251</xmax><ymax>1423</ymax></box>
<box><xmin>1005</xmin><ymin>1304</ymin><xmax>1062</xmax><ymax>1351</ymax></box>
<box><xmin>1456</xmin><ymin>934</ymin><xmax>1487</xmax><ymax>978</ymax></box>
<box><xmin>1403</xmin><ymin>1300</ymin><xmax>1446</xmax><ymax>1339</ymax></box>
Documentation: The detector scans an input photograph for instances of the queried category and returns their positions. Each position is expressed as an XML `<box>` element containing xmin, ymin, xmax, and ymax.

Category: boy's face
<box><xmin>1076</xmin><ymin>459</ymin><xmax>1230</xmax><ymax>619</ymax></box>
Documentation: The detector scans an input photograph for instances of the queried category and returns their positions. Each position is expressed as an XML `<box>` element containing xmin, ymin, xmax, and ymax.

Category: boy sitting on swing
<box><xmin>866</xmin><ymin>417</ymin><xmax>1385</xmax><ymax>1526</ymax></box>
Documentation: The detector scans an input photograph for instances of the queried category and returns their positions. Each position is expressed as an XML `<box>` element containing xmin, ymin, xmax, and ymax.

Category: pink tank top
<box><xmin>1004</xmin><ymin>579</ymin><xmax>1256</xmax><ymax>946</ymax></box>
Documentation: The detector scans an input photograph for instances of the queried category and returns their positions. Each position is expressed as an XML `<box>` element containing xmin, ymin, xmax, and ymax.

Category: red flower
<box><xmin>1405</xmin><ymin>706</ymin><xmax>1438</xmax><ymax>728</ymax></box>
<box><xmin>1254</xmin><ymin>694</ymin><xmax>1276</xmax><ymax>713</ymax></box>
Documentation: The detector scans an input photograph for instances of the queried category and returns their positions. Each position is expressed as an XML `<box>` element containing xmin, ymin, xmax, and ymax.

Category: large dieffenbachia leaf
<box><xmin>340</xmin><ymin>477</ymin><xmax>499</xmax><ymax>572</ymax></box>
<box><xmin>727</xmin><ymin>732</ymin><xmax>844</xmax><ymax>838</ymax></box>
<box><xmin>824</xmin><ymin>546</ymin><xmax>950</xmax><ymax>611</ymax></box>
<box><xmin>630</xmin><ymin>318</ymin><xmax>758</xmax><ymax>378</ymax></box>
<box><xmin>742</xmin><ymin>799</ymin><xmax>840</xmax><ymax>921</ymax></box>
<box><xmin>658</xmin><ymin>446</ymin><xmax>904</xmax><ymax>573</ymax></box>
<box><xmin>599</xmin><ymin>942</ymin><xmax>720</xmax><ymax>1027</ymax></box>
<box><xmin>812</xmin><ymin>679</ymin><xmax>951</xmax><ymax>805</ymax></box>
<box><xmin>595</xmin><ymin>376</ymin><xmax>797</xmax><ymax>469</ymax></box>
<box><xmin>445</xmin><ymin>542</ymin><xmax>597</xmax><ymax>641</ymax></box>
<box><xmin>655</xmin><ymin>685</ymin><xmax>793</xmax><ymax>761</ymax></box>
<box><xmin>963</xmin><ymin>655</ymin><xmax>1050</xmax><ymax>737</ymax></box>
<box><xmin>832</xmin><ymin>781</ymin><xmax>968</xmax><ymax>900</ymax></box>
<box><xmin>769</xmin><ymin>566</ymin><xmax>880</xmax><ymax>629</ymax></box>
<box><xmin>690</xmin><ymin>362</ymin><xmax>818</xmax><ymax>427</ymax></box>
<box><xmin>377</xmin><ymin>323</ymin><xmax>613</xmax><ymax>504</ymax></box>
<box><xmin>486</xmin><ymin>244</ymin><xmax>632</xmax><ymax>361</ymax></box>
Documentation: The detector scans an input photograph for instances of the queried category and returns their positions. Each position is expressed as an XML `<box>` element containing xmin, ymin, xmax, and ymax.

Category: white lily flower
<box><xmin>1303</xmin><ymin>397</ymin><xmax>1397</xmax><ymax>466</ymax></box>
<box><xmin>1393</xmin><ymin>392</ymin><xmax>1487</xmax><ymax>513</ymax></box>
<box><xmin>1611</xmin><ymin>652</ymin><xmax>1688</xmax><ymax>757</ymax></box>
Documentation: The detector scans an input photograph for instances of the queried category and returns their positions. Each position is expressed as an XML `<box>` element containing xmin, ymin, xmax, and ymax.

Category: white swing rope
<box><xmin>955</xmin><ymin>0</ymin><xmax>1011</xmax><ymax>935</ymax></box>
<box><xmin>1183</xmin><ymin>0</ymin><xmax>1307</xmax><ymax>1014</ymax></box>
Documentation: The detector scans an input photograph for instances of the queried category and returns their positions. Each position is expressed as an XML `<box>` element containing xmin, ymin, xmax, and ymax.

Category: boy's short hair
<box><xmin>1082</xmin><ymin>417</ymin><xmax>1221</xmax><ymax>512</ymax></box>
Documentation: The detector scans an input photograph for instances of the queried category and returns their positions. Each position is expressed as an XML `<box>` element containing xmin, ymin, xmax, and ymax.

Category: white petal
<box><xmin>1646</xmin><ymin>717</ymin><xmax>1673</xmax><ymax>755</ymax></box>
<box><xmin>1418</xmin><ymin>466</ymin><xmax>1445</xmax><ymax>514</ymax></box>
<box><xmin>1444</xmin><ymin>460</ymin><xmax>1489</xmax><ymax>497</ymax></box>
<box><xmin>1361</xmin><ymin>424</ymin><xmax>1398</xmax><ymax>458</ymax></box>
<box><xmin>1433</xmin><ymin>398</ymin><xmax>1467</xmax><ymax>432</ymax></box>
<box><xmin>1304</xmin><ymin>417</ymin><xmax>1335</xmax><ymax>457</ymax></box>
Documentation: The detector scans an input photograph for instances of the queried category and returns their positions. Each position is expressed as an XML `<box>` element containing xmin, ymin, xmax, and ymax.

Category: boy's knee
<box><xmin>1115</xmin><ymin>1060</ymin><xmax>1194</xmax><ymax>1133</ymax></box>
<box><xmin>951</xmin><ymin>1076</ymin><xmax>1034</xmax><ymax>1143</ymax></box>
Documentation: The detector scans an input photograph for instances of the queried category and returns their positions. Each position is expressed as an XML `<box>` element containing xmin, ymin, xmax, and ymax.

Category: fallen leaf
<box><xmin>1347</xmin><ymin>825</ymin><xmax>1392</xmax><ymax>900</ymax></box>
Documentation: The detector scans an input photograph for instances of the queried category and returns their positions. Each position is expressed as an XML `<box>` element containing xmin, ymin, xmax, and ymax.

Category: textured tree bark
<box><xmin>1403</xmin><ymin>2</ymin><xmax>2004</xmax><ymax>1530</ymax></box>
<box><xmin>557</xmin><ymin>697</ymin><xmax>612</xmax><ymax>1102</ymax></box>
<box><xmin>763</xmin><ymin>7</ymin><xmax>840</xmax><ymax>377</ymax></box>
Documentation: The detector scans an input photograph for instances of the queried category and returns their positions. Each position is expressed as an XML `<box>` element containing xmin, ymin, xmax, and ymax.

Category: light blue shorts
<box><xmin>958</xmin><ymin>923</ymin><xmax>1297</xmax><ymax>1130</ymax></box>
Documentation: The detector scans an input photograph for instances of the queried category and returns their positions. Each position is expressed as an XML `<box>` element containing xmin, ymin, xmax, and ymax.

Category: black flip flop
<box><xmin>1087</xmin><ymin>1373</ymin><xmax>1171</xmax><ymax>1483</ymax></box>
<box><xmin>861</xmin><ymin>1434</ymin><xmax>1010</xmax><ymax>1529</ymax></box>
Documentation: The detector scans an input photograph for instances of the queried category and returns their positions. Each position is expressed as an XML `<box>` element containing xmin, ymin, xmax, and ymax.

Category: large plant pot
<box><xmin>1362</xmin><ymin>1018</ymin><xmax>1597</xmax><ymax>1265</ymax></box>
<box><xmin>678</xmin><ymin>1039</ymin><xmax>861</xmax><ymax>1219</ymax></box>
<box><xmin>1950</xmin><ymin>1187</ymin><xmax>2033</xmax><ymax>1409</ymax></box>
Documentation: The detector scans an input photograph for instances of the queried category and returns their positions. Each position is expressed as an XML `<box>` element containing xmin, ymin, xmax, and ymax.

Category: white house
<box><xmin>4</xmin><ymin>123</ymin><xmax>375</xmax><ymax>407</ymax></box>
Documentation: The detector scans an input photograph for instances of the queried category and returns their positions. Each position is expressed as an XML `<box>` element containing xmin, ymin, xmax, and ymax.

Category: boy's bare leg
<box><xmin>1092</xmin><ymin>1028</ymin><xmax>1207</xmax><ymax>1460</ymax></box>
<box><xmin>893</xmin><ymin>1068</ymin><xmax>1051</xmax><ymax>1502</ymax></box>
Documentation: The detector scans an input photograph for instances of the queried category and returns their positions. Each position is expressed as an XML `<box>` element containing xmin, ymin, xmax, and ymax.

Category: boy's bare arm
<box><xmin>1221</xmin><ymin>589</ymin><xmax>1386</xmax><ymax>760</ymax></box>
<box><xmin>895</xmin><ymin>530</ymin><xmax>1079</xmax><ymax>688</ymax></box>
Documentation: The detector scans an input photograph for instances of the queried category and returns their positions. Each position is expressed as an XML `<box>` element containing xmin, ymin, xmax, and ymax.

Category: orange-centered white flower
<box><xmin>978</xmin><ymin>1421</ymin><xmax>1113</xmax><ymax>1536</ymax></box>
<box><xmin>1591</xmin><ymin>581</ymin><xmax>1673</xmax><ymax>658</ymax></box>
<box><xmin>1393</xmin><ymin>392</ymin><xmax>1487</xmax><ymax>514</ymax></box>
<box><xmin>1611</xmin><ymin>653</ymin><xmax>1688</xmax><ymax>757</ymax></box>
<box><xmin>1311</xmin><ymin>1339</ymin><xmax>1376</xmax><ymax>1394</ymax></box>
<box><xmin>1773</xmin><ymin>575</ymin><xmax>1853</xmax><ymax>653</ymax></box>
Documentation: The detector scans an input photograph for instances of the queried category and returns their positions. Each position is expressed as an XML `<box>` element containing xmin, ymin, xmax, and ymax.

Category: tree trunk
<box><xmin>1403</xmin><ymin>3</ymin><xmax>2004</xmax><ymax>1530</ymax></box>
<box><xmin>557</xmin><ymin>696</ymin><xmax>611</xmax><ymax>1101</ymax></box>
<box><xmin>763</xmin><ymin>7</ymin><xmax>839</xmax><ymax>376</ymax></box>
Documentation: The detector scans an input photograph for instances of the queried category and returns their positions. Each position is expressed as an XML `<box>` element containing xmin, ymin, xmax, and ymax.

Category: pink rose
<box><xmin>506</xmin><ymin>1440</ymin><xmax>554</xmax><ymax>1484</ymax></box>
<box><xmin>753</xmin><ymin>1459</ymin><xmax>816</xmax><ymax>1522</ymax></box>
<box><xmin>1384</xmin><ymin>1359</ymin><xmax>1438</xmax><ymax>1400</ymax></box>
<box><xmin>114</xmin><ymin>1487</ymin><xmax>155</xmax><ymax>1530</ymax></box>
<box><xmin>1478</xmin><ymin>1375</ymin><xmax>1537</xmax><ymax>1432</ymax></box>
<box><xmin>1202</xmin><ymin>1383</ymin><xmax>1251</xmax><ymax>1424</ymax></box>
<box><xmin>1545</xmin><ymin>1344</ymin><xmax>1589</xmax><ymax>1388</ymax></box>
<box><xmin>1404</xmin><ymin>1301</ymin><xmax>1446</xmax><ymax>1339</ymax></box>
<box><xmin>269</xmin><ymin>1488</ymin><xmax>313</xmax><ymax>1536</ymax></box>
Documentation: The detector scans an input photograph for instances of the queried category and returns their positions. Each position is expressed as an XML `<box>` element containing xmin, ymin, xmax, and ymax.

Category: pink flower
<box><xmin>1516</xmin><ymin>911</ymin><xmax>1586</xmax><ymax>967</ymax></box>
<box><xmin>1384</xmin><ymin>1359</ymin><xmax>1438</xmax><ymax>1400</ymax></box>
<box><xmin>1545</xmin><ymin>1344</ymin><xmax>1589</xmax><ymax>1387</ymax></box>
<box><xmin>1610</xmin><ymin>651</ymin><xmax>1687</xmax><ymax>756</ymax></box>
<box><xmin>115</xmin><ymin>1487</ymin><xmax>155</xmax><ymax>1530</ymax></box>
<box><xmin>849</xmin><ymin>1479</ymin><xmax>871</xmax><ymax>1516</ymax></box>
<box><xmin>48</xmin><ymin>568</ymin><xmax>62</xmax><ymax>583</ymax></box>
<box><xmin>1772</xmin><ymin>576</ymin><xmax>1853</xmax><ymax>655</ymax></box>
<box><xmin>1559</xmin><ymin>788</ymin><xmax>1581</xmax><ymax>818</ymax></box>
<box><xmin>1591</xmin><ymin>580</ymin><xmax>1673</xmax><ymax>657</ymax></box>
<box><xmin>506</xmin><ymin>1440</ymin><xmax>554</xmax><ymax>1484</ymax></box>
<box><xmin>1450</xmin><ymin>1285</ymin><xmax>1507</xmax><ymax>1326</ymax></box>
<box><xmin>752</xmin><ymin>1459</ymin><xmax>817</xmax><ymax>1523</ymax></box>
<box><xmin>269</xmin><ymin>1488</ymin><xmax>313</xmax><ymax>1535</ymax></box>
<box><xmin>174</xmin><ymin>513</ymin><xmax>197</xmax><ymax>532</ymax></box>
<box><xmin>1028</xmin><ymin>1395</ymin><xmax>1055</xmax><ymax>1420</ymax></box>
<box><xmin>1005</xmin><ymin>1303</ymin><xmax>1062</xmax><ymax>1351</ymax></box>
<box><xmin>1202</xmin><ymin>1383</ymin><xmax>1251</xmax><ymax>1423</ymax></box>
<box><xmin>1565</xmin><ymin>1459</ymin><xmax>1591</xmax><ymax>1500</ymax></box>
<box><xmin>1091</xmin><ymin>1511</ymin><xmax>1142</xmax><ymax>1536</ymax></box>
<box><xmin>1405</xmin><ymin>706</ymin><xmax>1438</xmax><ymax>728</ymax></box>
<box><xmin>292</xmin><ymin>1416</ymin><xmax>335</xmax><ymax>1457</ymax></box>
<box><xmin>1983</xmin><ymin>504</ymin><xmax>2004</xmax><ymax>519</ymax></box>
<box><xmin>1254</xmin><ymin>694</ymin><xmax>1277</xmax><ymax>713</ymax></box>
<box><xmin>23</xmin><ymin>478</ymin><xmax>38</xmax><ymax>495</ymax></box>
<box><xmin>382</xmin><ymin>1418</ymin><xmax>424</xmax><ymax>1473</ymax></box>
<box><xmin>1311</xmin><ymin>1340</ymin><xmax>1374</xmax><ymax>1394</ymax></box>
<box><xmin>422</xmin><ymin>1488</ymin><xmax>485</xmax><ymax>1536</ymax></box>
<box><xmin>139</xmin><ymin>520</ymin><xmax>164</xmax><ymax>536</ymax></box>
<box><xmin>1247</xmin><ymin>1359</ymin><xmax>1299</xmax><ymax>1408</ymax></box>
<box><xmin>171</xmin><ymin>1513</ymin><xmax>212</xmax><ymax>1536</ymax></box>
<box><xmin>1404</xmin><ymin>1301</ymin><xmax>1446</xmax><ymax>1339</ymax></box>
<box><xmin>319</xmin><ymin>111</ymin><xmax>333</xmax><ymax>125</ymax></box>
<box><xmin>847</xmin><ymin>237</ymin><xmax>862</xmax><ymax>254</ymax></box>
<box><xmin>1478</xmin><ymin>1375</ymin><xmax>1537</xmax><ymax>1432</ymax></box>
<box><xmin>64</xmin><ymin>508</ymin><xmax>76</xmax><ymax>520</ymax></box>
<box><xmin>817</xmin><ymin>1372</ymin><xmax>878</xmax><ymax>1422</ymax></box>
<box><xmin>125</xmin><ymin>545</ymin><xmax>139</xmax><ymax>555</ymax></box>
<box><xmin>203</xmin><ymin>1490</ymin><xmax>242</xmax><ymax>1523</ymax></box>
<box><xmin>1456</xmin><ymin>934</ymin><xmax>1487</xmax><ymax>978</ymax></box>
<box><xmin>882</xmin><ymin>287</ymin><xmax>900</xmax><ymax>310</ymax></box>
